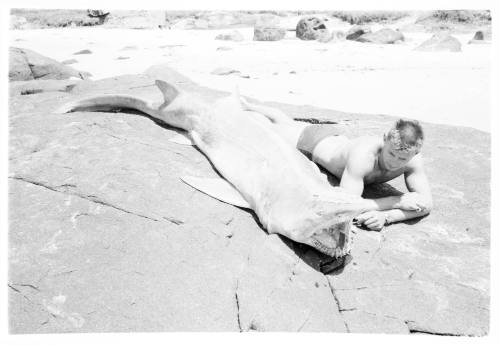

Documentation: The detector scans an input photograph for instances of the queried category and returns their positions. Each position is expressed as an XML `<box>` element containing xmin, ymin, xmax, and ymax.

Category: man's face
<box><xmin>380</xmin><ymin>140</ymin><xmax>416</xmax><ymax>171</ymax></box>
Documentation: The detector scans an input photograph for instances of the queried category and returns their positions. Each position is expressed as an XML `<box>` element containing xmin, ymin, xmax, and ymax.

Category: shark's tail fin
<box><xmin>54</xmin><ymin>94</ymin><xmax>157</xmax><ymax>117</ymax></box>
<box><xmin>55</xmin><ymin>79</ymin><xmax>186</xmax><ymax>123</ymax></box>
<box><xmin>56</xmin><ymin>79</ymin><xmax>203</xmax><ymax>132</ymax></box>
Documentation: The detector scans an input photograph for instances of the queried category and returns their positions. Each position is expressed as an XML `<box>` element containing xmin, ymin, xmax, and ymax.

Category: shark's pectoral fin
<box><xmin>169</xmin><ymin>133</ymin><xmax>194</xmax><ymax>146</ymax></box>
<box><xmin>180</xmin><ymin>176</ymin><xmax>251</xmax><ymax>209</ymax></box>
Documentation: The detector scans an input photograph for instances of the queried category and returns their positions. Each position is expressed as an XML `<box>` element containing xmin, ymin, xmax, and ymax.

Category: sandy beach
<box><xmin>9</xmin><ymin>22</ymin><xmax>491</xmax><ymax>132</ymax></box>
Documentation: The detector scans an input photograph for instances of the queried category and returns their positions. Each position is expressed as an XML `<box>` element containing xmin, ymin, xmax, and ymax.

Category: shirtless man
<box><xmin>240</xmin><ymin>98</ymin><xmax>433</xmax><ymax>231</ymax></box>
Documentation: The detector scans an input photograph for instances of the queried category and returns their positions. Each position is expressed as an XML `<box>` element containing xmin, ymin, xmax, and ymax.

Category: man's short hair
<box><xmin>386</xmin><ymin>119</ymin><xmax>424</xmax><ymax>153</ymax></box>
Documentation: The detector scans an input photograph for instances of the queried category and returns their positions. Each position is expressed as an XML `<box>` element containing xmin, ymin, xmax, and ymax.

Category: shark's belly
<box><xmin>190</xmin><ymin>107</ymin><xmax>327</xmax><ymax>215</ymax></box>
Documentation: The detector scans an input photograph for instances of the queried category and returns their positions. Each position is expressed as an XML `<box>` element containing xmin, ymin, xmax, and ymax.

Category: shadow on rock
<box><xmin>279</xmin><ymin>235</ymin><xmax>352</xmax><ymax>275</ymax></box>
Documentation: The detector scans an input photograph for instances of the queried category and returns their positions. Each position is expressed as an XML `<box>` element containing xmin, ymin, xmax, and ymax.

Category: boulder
<box><xmin>211</xmin><ymin>67</ymin><xmax>241</xmax><ymax>76</ymax></box>
<box><xmin>296</xmin><ymin>16</ymin><xmax>330</xmax><ymax>41</ymax></box>
<box><xmin>316</xmin><ymin>34</ymin><xmax>332</xmax><ymax>43</ymax></box>
<box><xmin>120</xmin><ymin>45</ymin><xmax>138</xmax><ymax>51</ymax></box>
<box><xmin>9</xmin><ymin>49</ymin><xmax>32</xmax><ymax>81</ymax></box>
<box><xmin>415</xmin><ymin>33</ymin><xmax>462</xmax><ymax>52</ymax></box>
<box><xmin>61</xmin><ymin>59</ymin><xmax>78</xmax><ymax>65</ymax></box>
<box><xmin>10</xmin><ymin>15</ymin><xmax>28</xmax><ymax>30</ymax></box>
<box><xmin>346</xmin><ymin>25</ymin><xmax>372</xmax><ymax>41</ymax></box>
<box><xmin>468</xmin><ymin>29</ymin><xmax>492</xmax><ymax>44</ymax></box>
<box><xmin>472</xmin><ymin>31</ymin><xmax>486</xmax><ymax>40</ymax></box>
<box><xmin>253</xmin><ymin>15</ymin><xmax>286</xmax><ymax>41</ymax></box>
<box><xmin>330</xmin><ymin>30</ymin><xmax>346</xmax><ymax>41</ymax></box>
<box><xmin>86</xmin><ymin>9</ymin><xmax>110</xmax><ymax>25</ymax></box>
<box><xmin>73</xmin><ymin>49</ymin><xmax>93</xmax><ymax>55</ymax></box>
<box><xmin>215</xmin><ymin>30</ymin><xmax>244</xmax><ymax>42</ymax></box>
<box><xmin>170</xmin><ymin>18</ymin><xmax>193</xmax><ymax>30</ymax></box>
<box><xmin>87</xmin><ymin>9</ymin><xmax>109</xmax><ymax>17</ymax></box>
<box><xmin>79</xmin><ymin>71</ymin><xmax>93</xmax><ymax>79</ymax></box>
<box><xmin>9</xmin><ymin>47</ymin><xmax>88</xmax><ymax>81</ymax></box>
<box><xmin>356</xmin><ymin>28</ymin><xmax>404</xmax><ymax>44</ymax></box>
<box><xmin>253</xmin><ymin>27</ymin><xmax>286</xmax><ymax>41</ymax></box>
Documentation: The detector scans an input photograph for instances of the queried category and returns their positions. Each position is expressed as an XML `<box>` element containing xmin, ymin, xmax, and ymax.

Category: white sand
<box><xmin>10</xmin><ymin>24</ymin><xmax>491</xmax><ymax>132</ymax></box>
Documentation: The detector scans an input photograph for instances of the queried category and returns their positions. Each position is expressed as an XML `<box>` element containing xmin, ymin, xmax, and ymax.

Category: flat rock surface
<box><xmin>8</xmin><ymin>65</ymin><xmax>489</xmax><ymax>335</ymax></box>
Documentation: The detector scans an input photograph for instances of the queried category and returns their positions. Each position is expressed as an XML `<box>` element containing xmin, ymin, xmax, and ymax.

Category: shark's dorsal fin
<box><xmin>155</xmin><ymin>79</ymin><xmax>180</xmax><ymax>106</ymax></box>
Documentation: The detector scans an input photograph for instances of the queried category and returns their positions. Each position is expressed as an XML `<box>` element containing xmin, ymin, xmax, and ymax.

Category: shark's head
<box><xmin>266</xmin><ymin>189</ymin><xmax>361</xmax><ymax>258</ymax></box>
<box><xmin>306</xmin><ymin>214</ymin><xmax>354</xmax><ymax>258</ymax></box>
<box><xmin>303</xmin><ymin>189</ymin><xmax>366</xmax><ymax>257</ymax></box>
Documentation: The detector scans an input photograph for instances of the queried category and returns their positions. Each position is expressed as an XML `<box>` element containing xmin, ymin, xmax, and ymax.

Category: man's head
<box><xmin>380</xmin><ymin>119</ymin><xmax>424</xmax><ymax>171</ymax></box>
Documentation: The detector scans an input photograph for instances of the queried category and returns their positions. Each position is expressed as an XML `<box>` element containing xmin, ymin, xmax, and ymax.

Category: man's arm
<box><xmin>338</xmin><ymin>149</ymin><xmax>422</xmax><ymax>212</ymax></box>
<box><xmin>336</xmin><ymin>151</ymin><xmax>404</xmax><ymax>214</ymax></box>
<box><xmin>357</xmin><ymin>154</ymin><xmax>433</xmax><ymax>230</ymax></box>
<box><xmin>385</xmin><ymin>154</ymin><xmax>433</xmax><ymax>223</ymax></box>
<box><xmin>338</xmin><ymin>156</ymin><xmax>366</xmax><ymax>196</ymax></box>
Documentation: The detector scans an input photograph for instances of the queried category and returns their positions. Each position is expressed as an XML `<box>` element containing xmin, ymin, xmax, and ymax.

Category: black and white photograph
<box><xmin>1</xmin><ymin>0</ymin><xmax>496</xmax><ymax>341</ymax></box>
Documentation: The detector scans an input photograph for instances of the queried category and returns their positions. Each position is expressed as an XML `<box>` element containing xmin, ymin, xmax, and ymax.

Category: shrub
<box><xmin>429</xmin><ymin>10</ymin><xmax>491</xmax><ymax>23</ymax></box>
<box><xmin>11</xmin><ymin>9</ymin><xmax>101</xmax><ymax>28</ymax></box>
<box><xmin>330</xmin><ymin>11</ymin><xmax>411</xmax><ymax>25</ymax></box>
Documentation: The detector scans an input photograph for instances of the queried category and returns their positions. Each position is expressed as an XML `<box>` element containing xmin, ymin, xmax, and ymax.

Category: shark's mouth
<box><xmin>308</xmin><ymin>217</ymin><xmax>354</xmax><ymax>258</ymax></box>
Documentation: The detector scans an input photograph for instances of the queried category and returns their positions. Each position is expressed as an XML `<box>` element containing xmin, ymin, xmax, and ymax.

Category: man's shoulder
<box><xmin>405</xmin><ymin>152</ymin><xmax>425</xmax><ymax>172</ymax></box>
<box><xmin>349</xmin><ymin>136</ymin><xmax>382</xmax><ymax>156</ymax></box>
<box><xmin>346</xmin><ymin>137</ymin><xmax>380</xmax><ymax>174</ymax></box>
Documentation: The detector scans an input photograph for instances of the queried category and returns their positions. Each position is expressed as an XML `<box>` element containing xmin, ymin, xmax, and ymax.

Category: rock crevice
<box><xmin>10</xmin><ymin>175</ymin><xmax>160</xmax><ymax>222</ymax></box>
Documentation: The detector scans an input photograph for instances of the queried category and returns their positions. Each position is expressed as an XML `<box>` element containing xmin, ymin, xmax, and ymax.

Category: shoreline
<box><xmin>9</xmin><ymin>26</ymin><xmax>491</xmax><ymax>132</ymax></box>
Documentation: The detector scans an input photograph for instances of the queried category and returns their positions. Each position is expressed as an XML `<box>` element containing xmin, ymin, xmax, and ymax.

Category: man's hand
<box><xmin>354</xmin><ymin>211</ymin><xmax>387</xmax><ymax>231</ymax></box>
<box><xmin>396</xmin><ymin>192</ymin><xmax>429</xmax><ymax>212</ymax></box>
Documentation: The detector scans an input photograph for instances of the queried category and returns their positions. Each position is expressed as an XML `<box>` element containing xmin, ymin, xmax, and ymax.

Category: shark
<box><xmin>56</xmin><ymin>79</ymin><xmax>383</xmax><ymax>259</ymax></box>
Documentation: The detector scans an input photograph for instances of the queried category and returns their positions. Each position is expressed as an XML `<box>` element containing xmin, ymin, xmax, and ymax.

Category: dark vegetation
<box><xmin>11</xmin><ymin>9</ymin><xmax>100</xmax><ymax>27</ymax></box>
<box><xmin>423</xmin><ymin>10</ymin><xmax>491</xmax><ymax>23</ymax></box>
<box><xmin>327</xmin><ymin>10</ymin><xmax>491</xmax><ymax>25</ymax></box>
<box><xmin>329</xmin><ymin>11</ymin><xmax>411</xmax><ymax>25</ymax></box>
<box><xmin>11</xmin><ymin>9</ymin><xmax>492</xmax><ymax>29</ymax></box>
